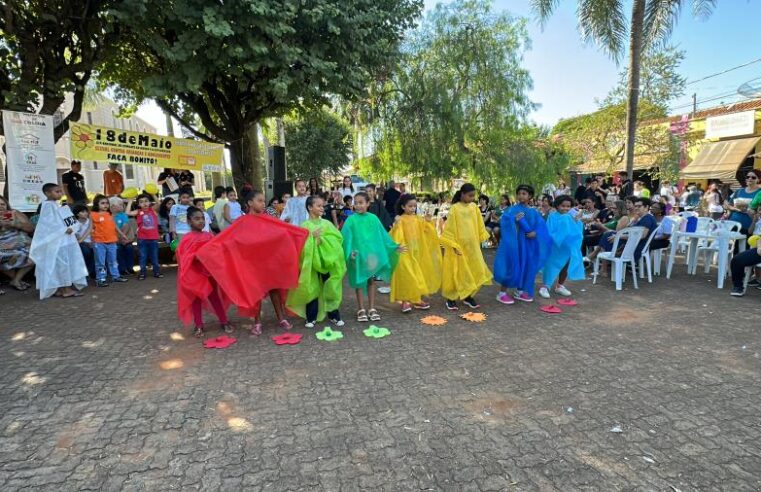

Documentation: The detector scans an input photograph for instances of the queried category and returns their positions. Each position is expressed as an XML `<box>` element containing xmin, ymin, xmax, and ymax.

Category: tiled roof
<box><xmin>649</xmin><ymin>98</ymin><xmax>761</xmax><ymax>125</ymax></box>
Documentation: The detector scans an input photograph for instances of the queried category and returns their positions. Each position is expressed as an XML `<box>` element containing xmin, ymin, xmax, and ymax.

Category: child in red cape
<box><xmin>197</xmin><ymin>190</ymin><xmax>309</xmax><ymax>335</ymax></box>
<box><xmin>176</xmin><ymin>206</ymin><xmax>233</xmax><ymax>337</ymax></box>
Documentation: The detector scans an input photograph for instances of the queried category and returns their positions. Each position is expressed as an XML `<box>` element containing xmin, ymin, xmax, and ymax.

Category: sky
<box><xmin>136</xmin><ymin>0</ymin><xmax>761</xmax><ymax>133</ymax></box>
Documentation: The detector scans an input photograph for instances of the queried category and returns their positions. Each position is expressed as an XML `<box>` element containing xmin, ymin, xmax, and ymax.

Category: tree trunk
<box><xmin>165</xmin><ymin>111</ymin><xmax>175</xmax><ymax>137</ymax></box>
<box><xmin>624</xmin><ymin>0</ymin><xmax>645</xmax><ymax>181</ymax></box>
<box><xmin>227</xmin><ymin>121</ymin><xmax>264</xmax><ymax>192</ymax></box>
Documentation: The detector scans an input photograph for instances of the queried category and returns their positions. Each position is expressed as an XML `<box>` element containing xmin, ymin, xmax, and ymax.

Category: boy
<box><xmin>169</xmin><ymin>191</ymin><xmax>193</xmax><ymax>241</ymax></box>
<box><xmin>280</xmin><ymin>179</ymin><xmax>309</xmax><ymax>226</ymax></box>
<box><xmin>193</xmin><ymin>197</ymin><xmax>213</xmax><ymax>233</ymax></box>
<box><xmin>29</xmin><ymin>183</ymin><xmax>88</xmax><ymax>299</ymax></box>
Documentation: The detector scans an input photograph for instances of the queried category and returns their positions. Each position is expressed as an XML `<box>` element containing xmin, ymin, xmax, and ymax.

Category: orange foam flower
<box><xmin>421</xmin><ymin>315</ymin><xmax>448</xmax><ymax>326</ymax></box>
<box><xmin>460</xmin><ymin>312</ymin><xmax>487</xmax><ymax>323</ymax></box>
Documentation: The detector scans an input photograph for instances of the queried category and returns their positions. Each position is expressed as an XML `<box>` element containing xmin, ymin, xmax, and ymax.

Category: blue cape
<box><xmin>493</xmin><ymin>204</ymin><xmax>551</xmax><ymax>296</ymax></box>
<box><xmin>542</xmin><ymin>211</ymin><xmax>585</xmax><ymax>287</ymax></box>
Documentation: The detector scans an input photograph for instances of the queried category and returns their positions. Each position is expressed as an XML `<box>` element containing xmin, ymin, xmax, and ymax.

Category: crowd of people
<box><xmin>4</xmin><ymin>171</ymin><xmax>761</xmax><ymax>317</ymax></box>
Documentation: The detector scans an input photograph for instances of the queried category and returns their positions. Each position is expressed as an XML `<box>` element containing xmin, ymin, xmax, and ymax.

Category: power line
<box><xmin>686</xmin><ymin>56</ymin><xmax>761</xmax><ymax>86</ymax></box>
<box><xmin>668</xmin><ymin>90</ymin><xmax>747</xmax><ymax>113</ymax></box>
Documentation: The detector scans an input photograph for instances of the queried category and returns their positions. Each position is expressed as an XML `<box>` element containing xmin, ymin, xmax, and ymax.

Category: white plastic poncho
<box><xmin>29</xmin><ymin>201</ymin><xmax>88</xmax><ymax>299</ymax></box>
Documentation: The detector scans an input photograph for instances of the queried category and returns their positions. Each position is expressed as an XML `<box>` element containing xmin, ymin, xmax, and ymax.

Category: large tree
<box><xmin>283</xmin><ymin>108</ymin><xmax>352</xmax><ymax>181</ymax></box>
<box><xmin>103</xmin><ymin>0</ymin><xmax>421</xmax><ymax>191</ymax></box>
<box><xmin>368</xmin><ymin>0</ymin><xmax>560</xmax><ymax>192</ymax></box>
<box><xmin>532</xmin><ymin>0</ymin><xmax>715</xmax><ymax>180</ymax></box>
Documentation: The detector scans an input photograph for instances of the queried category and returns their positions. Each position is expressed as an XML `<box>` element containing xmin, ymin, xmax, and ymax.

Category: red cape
<box><xmin>176</xmin><ymin>231</ymin><xmax>231</xmax><ymax>326</ymax></box>
<box><xmin>196</xmin><ymin>214</ymin><xmax>309</xmax><ymax>316</ymax></box>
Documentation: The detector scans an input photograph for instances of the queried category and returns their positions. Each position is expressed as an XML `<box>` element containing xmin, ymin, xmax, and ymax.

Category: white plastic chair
<box><xmin>592</xmin><ymin>227</ymin><xmax>647</xmax><ymax>291</ymax></box>
<box><xmin>638</xmin><ymin>227</ymin><xmax>661</xmax><ymax>283</ymax></box>
<box><xmin>698</xmin><ymin>220</ymin><xmax>742</xmax><ymax>274</ymax></box>
<box><xmin>678</xmin><ymin>211</ymin><xmax>698</xmax><ymax>219</ymax></box>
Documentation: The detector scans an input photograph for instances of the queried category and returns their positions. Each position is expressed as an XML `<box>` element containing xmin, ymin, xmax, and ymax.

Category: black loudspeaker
<box><xmin>269</xmin><ymin>146</ymin><xmax>286</xmax><ymax>182</ymax></box>
<box><xmin>273</xmin><ymin>181</ymin><xmax>293</xmax><ymax>200</ymax></box>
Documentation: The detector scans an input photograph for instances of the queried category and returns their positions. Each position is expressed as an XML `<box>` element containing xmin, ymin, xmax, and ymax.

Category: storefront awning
<box><xmin>680</xmin><ymin>136</ymin><xmax>761</xmax><ymax>181</ymax></box>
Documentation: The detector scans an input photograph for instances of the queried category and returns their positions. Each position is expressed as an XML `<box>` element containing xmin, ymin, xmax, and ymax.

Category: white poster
<box><xmin>705</xmin><ymin>110</ymin><xmax>756</xmax><ymax>139</ymax></box>
<box><xmin>2</xmin><ymin>110</ymin><xmax>57</xmax><ymax>211</ymax></box>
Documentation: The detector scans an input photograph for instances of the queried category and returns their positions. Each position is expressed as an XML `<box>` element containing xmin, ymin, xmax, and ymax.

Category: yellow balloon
<box><xmin>145</xmin><ymin>183</ymin><xmax>159</xmax><ymax>195</ymax></box>
<box><xmin>121</xmin><ymin>187</ymin><xmax>139</xmax><ymax>199</ymax></box>
<box><xmin>749</xmin><ymin>235</ymin><xmax>759</xmax><ymax>248</ymax></box>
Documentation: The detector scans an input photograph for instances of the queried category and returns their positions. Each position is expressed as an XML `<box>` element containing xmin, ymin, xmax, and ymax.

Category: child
<box><xmin>169</xmin><ymin>191</ymin><xmax>192</xmax><ymax>242</ymax></box>
<box><xmin>111</xmin><ymin>197</ymin><xmax>135</xmax><ymax>276</ymax></box>
<box><xmin>126</xmin><ymin>194</ymin><xmax>163</xmax><ymax>280</ymax></box>
<box><xmin>341</xmin><ymin>192</ymin><xmax>403</xmax><ymax>321</ymax></box>
<box><xmin>28</xmin><ymin>183</ymin><xmax>88</xmax><ymax>298</ymax></box>
<box><xmin>440</xmin><ymin>183</ymin><xmax>493</xmax><ymax>310</ymax></box>
<box><xmin>196</xmin><ymin>190</ymin><xmax>309</xmax><ymax>335</ymax></box>
<box><xmin>286</xmin><ymin>195</ymin><xmax>347</xmax><ymax>328</ymax></box>
<box><xmin>222</xmin><ymin>187</ymin><xmax>242</xmax><ymax>228</ymax></box>
<box><xmin>192</xmin><ymin>198</ymin><xmax>212</xmax><ymax>232</ymax></box>
<box><xmin>72</xmin><ymin>204</ymin><xmax>95</xmax><ymax>279</ymax></box>
<box><xmin>340</xmin><ymin>195</ymin><xmax>354</xmax><ymax>226</ymax></box>
<box><xmin>494</xmin><ymin>184</ymin><xmax>551</xmax><ymax>303</ymax></box>
<box><xmin>158</xmin><ymin>197</ymin><xmax>175</xmax><ymax>243</ymax></box>
<box><xmin>176</xmin><ymin>206</ymin><xmax>233</xmax><ymax>337</ymax></box>
<box><xmin>538</xmin><ymin>195</ymin><xmax>585</xmax><ymax>299</ymax></box>
<box><xmin>280</xmin><ymin>179</ymin><xmax>309</xmax><ymax>226</ymax></box>
<box><xmin>90</xmin><ymin>194</ymin><xmax>129</xmax><ymax>287</ymax></box>
<box><xmin>390</xmin><ymin>194</ymin><xmax>449</xmax><ymax>313</ymax></box>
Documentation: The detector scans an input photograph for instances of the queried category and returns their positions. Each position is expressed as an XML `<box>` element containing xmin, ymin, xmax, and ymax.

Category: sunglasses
<box><xmin>746</xmin><ymin>175</ymin><xmax>758</xmax><ymax>180</ymax></box>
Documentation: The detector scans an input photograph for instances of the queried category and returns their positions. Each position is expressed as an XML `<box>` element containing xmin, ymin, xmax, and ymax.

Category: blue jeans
<box><xmin>138</xmin><ymin>239</ymin><xmax>161</xmax><ymax>276</ymax></box>
<box><xmin>94</xmin><ymin>242</ymin><xmax>120</xmax><ymax>282</ymax></box>
<box><xmin>117</xmin><ymin>242</ymin><xmax>135</xmax><ymax>275</ymax></box>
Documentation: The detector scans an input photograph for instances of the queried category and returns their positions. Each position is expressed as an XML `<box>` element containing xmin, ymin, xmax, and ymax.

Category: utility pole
<box><xmin>692</xmin><ymin>93</ymin><xmax>697</xmax><ymax>117</ymax></box>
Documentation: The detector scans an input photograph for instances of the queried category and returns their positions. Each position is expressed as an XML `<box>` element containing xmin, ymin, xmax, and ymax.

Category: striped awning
<box><xmin>681</xmin><ymin>136</ymin><xmax>761</xmax><ymax>181</ymax></box>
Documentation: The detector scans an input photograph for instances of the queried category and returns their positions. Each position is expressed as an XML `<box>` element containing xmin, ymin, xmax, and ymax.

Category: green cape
<box><xmin>341</xmin><ymin>212</ymin><xmax>399</xmax><ymax>291</ymax></box>
<box><xmin>286</xmin><ymin>218</ymin><xmax>346</xmax><ymax>321</ymax></box>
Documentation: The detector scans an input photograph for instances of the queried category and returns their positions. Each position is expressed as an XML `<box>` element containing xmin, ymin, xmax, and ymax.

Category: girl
<box><xmin>223</xmin><ymin>187</ymin><xmax>242</xmax><ymax>226</ymax></box>
<box><xmin>158</xmin><ymin>196</ymin><xmax>175</xmax><ymax>243</ymax></box>
<box><xmin>390</xmin><ymin>194</ymin><xmax>450</xmax><ymax>313</ymax></box>
<box><xmin>286</xmin><ymin>195</ymin><xmax>346</xmax><ymax>328</ymax></box>
<box><xmin>111</xmin><ymin>197</ymin><xmax>136</xmax><ymax>276</ymax></box>
<box><xmin>704</xmin><ymin>182</ymin><xmax>724</xmax><ymax>220</ymax></box>
<box><xmin>538</xmin><ymin>195</ymin><xmax>585</xmax><ymax>299</ymax></box>
<box><xmin>342</xmin><ymin>192</ymin><xmax>403</xmax><ymax>321</ymax></box>
<box><xmin>72</xmin><ymin>204</ymin><xmax>95</xmax><ymax>279</ymax></box>
<box><xmin>440</xmin><ymin>183</ymin><xmax>492</xmax><ymax>310</ymax></box>
<box><xmin>280</xmin><ymin>180</ymin><xmax>309</xmax><ymax>226</ymax></box>
<box><xmin>338</xmin><ymin>175</ymin><xmax>355</xmax><ymax>198</ymax></box>
<box><xmin>195</xmin><ymin>190</ymin><xmax>308</xmax><ymax>335</ymax></box>
<box><xmin>126</xmin><ymin>194</ymin><xmax>164</xmax><ymax>280</ymax></box>
<box><xmin>90</xmin><ymin>194</ymin><xmax>129</xmax><ymax>287</ymax></box>
<box><xmin>176</xmin><ymin>206</ymin><xmax>233</xmax><ymax>337</ymax></box>
<box><xmin>494</xmin><ymin>184</ymin><xmax>551</xmax><ymax>303</ymax></box>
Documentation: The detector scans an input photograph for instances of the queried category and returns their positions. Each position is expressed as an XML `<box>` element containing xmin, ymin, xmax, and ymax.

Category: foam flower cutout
<box><xmin>557</xmin><ymin>299</ymin><xmax>577</xmax><ymax>307</ymax></box>
<box><xmin>315</xmin><ymin>327</ymin><xmax>343</xmax><ymax>342</ymax></box>
<box><xmin>203</xmin><ymin>336</ymin><xmax>237</xmax><ymax>349</ymax></box>
<box><xmin>421</xmin><ymin>315</ymin><xmax>448</xmax><ymax>326</ymax></box>
<box><xmin>272</xmin><ymin>333</ymin><xmax>303</xmax><ymax>345</ymax></box>
<box><xmin>540</xmin><ymin>305</ymin><xmax>563</xmax><ymax>314</ymax></box>
<box><xmin>363</xmin><ymin>325</ymin><xmax>391</xmax><ymax>338</ymax></box>
<box><xmin>460</xmin><ymin>312</ymin><xmax>487</xmax><ymax>323</ymax></box>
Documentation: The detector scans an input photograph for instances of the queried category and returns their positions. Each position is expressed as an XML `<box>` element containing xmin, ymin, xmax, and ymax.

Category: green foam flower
<box><xmin>315</xmin><ymin>327</ymin><xmax>343</xmax><ymax>342</ymax></box>
<box><xmin>363</xmin><ymin>325</ymin><xmax>391</xmax><ymax>339</ymax></box>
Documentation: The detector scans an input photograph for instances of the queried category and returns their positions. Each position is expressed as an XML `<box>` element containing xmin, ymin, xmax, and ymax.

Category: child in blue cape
<box><xmin>493</xmin><ymin>184</ymin><xmax>551</xmax><ymax>303</ymax></box>
<box><xmin>538</xmin><ymin>195</ymin><xmax>585</xmax><ymax>299</ymax></box>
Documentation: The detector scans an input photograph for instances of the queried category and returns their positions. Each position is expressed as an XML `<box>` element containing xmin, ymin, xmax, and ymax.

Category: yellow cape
<box><xmin>440</xmin><ymin>202</ymin><xmax>492</xmax><ymax>300</ymax></box>
<box><xmin>390</xmin><ymin>214</ymin><xmax>443</xmax><ymax>303</ymax></box>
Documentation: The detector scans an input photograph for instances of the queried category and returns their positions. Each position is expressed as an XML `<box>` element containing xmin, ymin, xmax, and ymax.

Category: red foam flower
<box><xmin>203</xmin><ymin>335</ymin><xmax>237</xmax><ymax>349</ymax></box>
<box><xmin>272</xmin><ymin>332</ymin><xmax>303</xmax><ymax>345</ymax></box>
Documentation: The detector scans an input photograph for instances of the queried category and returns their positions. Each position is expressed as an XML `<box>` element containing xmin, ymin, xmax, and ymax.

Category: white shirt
<box><xmin>339</xmin><ymin>187</ymin><xmax>355</xmax><ymax>198</ymax></box>
<box><xmin>655</xmin><ymin>216</ymin><xmax>675</xmax><ymax>239</ymax></box>
<box><xmin>280</xmin><ymin>195</ymin><xmax>309</xmax><ymax>226</ymax></box>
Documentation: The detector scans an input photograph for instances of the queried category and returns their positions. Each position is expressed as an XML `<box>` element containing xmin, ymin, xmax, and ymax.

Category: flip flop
<box><xmin>557</xmin><ymin>299</ymin><xmax>577</xmax><ymax>307</ymax></box>
<box><xmin>540</xmin><ymin>305</ymin><xmax>563</xmax><ymax>314</ymax></box>
<box><xmin>61</xmin><ymin>291</ymin><xmax>83</xmax><ymax>298</ymax></box>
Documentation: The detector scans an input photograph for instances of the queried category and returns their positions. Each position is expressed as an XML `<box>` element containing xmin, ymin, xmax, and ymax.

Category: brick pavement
<box><xmin>1</xmin><ymin>254</ymin><xmax>760</xmax><ymax>491</ymax></box>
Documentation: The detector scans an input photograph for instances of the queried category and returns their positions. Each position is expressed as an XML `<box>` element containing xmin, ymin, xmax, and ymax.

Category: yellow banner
<box><xmin>69</xmin><ymin>122</ymin><xmax>224</xmax><ymax>172</ymax></box>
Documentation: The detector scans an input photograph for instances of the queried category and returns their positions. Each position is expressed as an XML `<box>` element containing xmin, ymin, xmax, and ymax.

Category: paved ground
<box><xmin>1</xmin><ymin>252</ymin><xmax>760</xmax><ymax>491</ymax></box>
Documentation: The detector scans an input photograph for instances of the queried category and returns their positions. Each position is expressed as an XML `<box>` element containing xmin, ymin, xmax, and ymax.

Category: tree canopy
<box><xmin>283</xmin><ymin>108</ymin><xmax>352</xmax><ymax>181</ymax></box>
<box><xmin>101</xmin><ymin>0</ymin><xmax>422</xmax><ymax>190</ymax></box>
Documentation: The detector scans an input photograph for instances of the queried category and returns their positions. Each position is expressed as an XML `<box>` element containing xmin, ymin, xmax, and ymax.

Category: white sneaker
<box><xmin>377</xmin><ymin>286</ymin><xmax>391</xmax><ymax>294</ymax></box>
<box><xmin>305</xmin><ymin>321</ymin><xmax>315</xmax><ymax>329</ymax></box>
<box><xmin>331</xmin><ymin>319</ymin><xmax>345</xmax><ymax>327</ymax></box>
<box><xmin>555</xmin><ymin>285</ymin><xmax>572</xmax><ymax>297</ymax></box>
<box><xmin>538</xmin><ymin>286</ymin><xmax>551</xmax><ymax>299</ymax></box>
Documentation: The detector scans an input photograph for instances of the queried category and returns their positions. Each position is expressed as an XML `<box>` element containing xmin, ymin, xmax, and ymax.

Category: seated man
<box><xmin>649</xmin><ymin>202</ymin><xmax>674</xmax><ymax>251</ymax></box>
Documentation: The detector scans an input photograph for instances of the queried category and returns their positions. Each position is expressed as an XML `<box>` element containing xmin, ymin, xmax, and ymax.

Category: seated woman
<box><xmin>585</xmin><ymin>198</ymin><xmax>635</xmax><ymax>262</ymax></box>
<box><xmin>0</xmin><ymin>196</ymin><xmax>35</xmax><ymax>292</ymax></box>
<box><xmin>579</xmin><ymin>198</ymin><xmax>601</xmax><ymax>256</ymax></box>
<box><xmin>649</xmin><ymin>202</ymin><xmax>674</xmax><ymax>251</ymax></box>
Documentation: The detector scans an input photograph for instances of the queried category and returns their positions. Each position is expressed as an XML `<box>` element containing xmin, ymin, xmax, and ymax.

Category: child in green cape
<box><xmin>341</xmin><ymin>192</ymin><xmax>405</xmax><ymax>322</ymax></box>
<box><xmin>286</xmin><ymin>195</ymin><xmax>347</xmax><ymax>328</ymax></box>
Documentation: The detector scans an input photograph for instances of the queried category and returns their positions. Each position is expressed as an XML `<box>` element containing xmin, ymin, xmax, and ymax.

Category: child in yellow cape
<box><xmin>390</xmin><ymin>194</ymin><xmax>455</xmax><ymax>313</ymax></box>
<box><xmin>440</xmin><ymin>183</ymin><xmax>493</xmax><ymax>310</ymax></box>
<box><xmin>286</xmin><ymin>195</ymin><xmax>347</xmax><ymax>328</ymax></box>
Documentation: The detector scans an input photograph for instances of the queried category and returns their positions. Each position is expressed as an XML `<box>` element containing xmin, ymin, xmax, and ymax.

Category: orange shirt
<box><xmin>90</xmin><ymin>211</ymin><xmax>118</xmax><ymax>243</ymax></box>
<box><xmin>103</xmin><ymin>169</ymin><xmax>124</xmax><ymax>196</ymax></box>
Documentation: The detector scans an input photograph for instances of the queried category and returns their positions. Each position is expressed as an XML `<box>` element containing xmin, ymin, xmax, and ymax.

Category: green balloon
<box><xmin>170</xmin><ymin>238</ymin><xmax>180</xmax><ymax>252</ymax></box>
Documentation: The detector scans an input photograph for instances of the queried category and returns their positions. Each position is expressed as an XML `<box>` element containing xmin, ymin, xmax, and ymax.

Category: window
<box><xmin>125</xmin><ymin>164</ymin><xmax>134</xmax><ymax>180</ymax></box>
<box><xmin>86</xmin><ymin>112</ymin><xmax>92</xmax><ymax>124</ymax></box>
